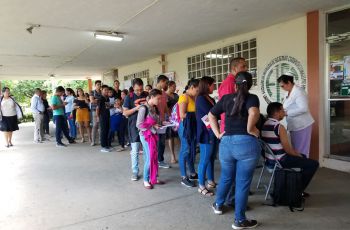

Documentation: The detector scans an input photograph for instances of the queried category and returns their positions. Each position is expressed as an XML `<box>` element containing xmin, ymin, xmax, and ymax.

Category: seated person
<box><xmin>261</xmin><ymin>102</ymin><xmax>319</xmax><ymax>197</ymax></box>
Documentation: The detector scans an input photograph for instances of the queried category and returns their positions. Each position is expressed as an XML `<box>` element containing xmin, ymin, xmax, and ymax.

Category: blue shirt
<box><xmin>195</xmin><ymin>95</ymin><xmax>216</xmax><ymax>144</ymax></box>
<box><xmin>31</xmin><ymin>94</ymin><xmax>45</xmax><ymax>114</ymax></box>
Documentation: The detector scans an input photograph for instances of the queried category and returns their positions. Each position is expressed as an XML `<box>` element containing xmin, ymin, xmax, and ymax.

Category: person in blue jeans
<box><xmin>195</xmin><ymin>76</ymin><xmax>218</xmax><ymax>196</ymax></box>
<box><xmin>64</xmin><ymin>88</ymin><xmax>77</xmax><ymax>139</ymax></box>
<box><xmin>178</xmin><ymin>78</ymin><xmax>200</xmax><ymax>188</ymax></box>
<box><xmin>209</xmin><ymin>71</ymin><xmax>261</xmax><ymax>229</ymax></box>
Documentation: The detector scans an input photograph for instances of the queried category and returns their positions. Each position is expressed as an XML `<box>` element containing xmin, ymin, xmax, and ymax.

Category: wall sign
<box><xmin>261</xmin><ymin>55</ymin><xmax>306</xmax><ymax>103</ymax></box>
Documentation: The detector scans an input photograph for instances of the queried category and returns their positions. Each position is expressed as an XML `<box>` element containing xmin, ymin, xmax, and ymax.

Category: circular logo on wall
<box><xmin>261</xmin><ymin>56</ymin><xmax>306</xmax><ymax>103</ymax></box>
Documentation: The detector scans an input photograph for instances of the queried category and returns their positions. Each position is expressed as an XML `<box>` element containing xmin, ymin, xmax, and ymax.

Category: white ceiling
<box><xmin>0</xmin><ymin>0</ymin><xmax>348</xmax><ymax>80</ymax></box>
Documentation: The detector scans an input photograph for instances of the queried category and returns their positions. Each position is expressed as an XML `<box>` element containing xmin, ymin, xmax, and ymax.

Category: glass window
<box><xmin>186</xmin><ymin>39</ymin><xmax>257</xmax><ymax>86</ymax></box>
<box><xmin>327</xmin><ymin>8</ymin><xmax>350</xmax><ymax>160</ymax></box>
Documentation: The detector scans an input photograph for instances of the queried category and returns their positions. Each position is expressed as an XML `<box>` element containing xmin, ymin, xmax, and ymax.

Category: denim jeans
<box><xmin>215</xmin><ymin>135</ymin><xmax>260</xmax><ymax>222</ymax></box>
<box><xmin>140</xmin><ymin>135</ymin><xmax>150</xmax><ymax>182</ymax></box>
<box><xmin>65</xmin><ymin>112</ymin><xmax>76</xmax><ymax>138</ymax></box>
<box><xmin>53</xmin><ymin>115</ymin><xmax>71</xmax><ymax>144</ymax></box>
<box><xmin>198</xmin><ymin>141</ymin><xmax>217</xmax><ymax>186</ymax></box>
<box><xmin>178</xmin><ymin>122</ymin><xmax>196</xmax><ymax>177</ymax></box>
<box><xmin>131</xmin><ymin>142</ymin><xmax>142</xmax><ymax>175</ymax></box>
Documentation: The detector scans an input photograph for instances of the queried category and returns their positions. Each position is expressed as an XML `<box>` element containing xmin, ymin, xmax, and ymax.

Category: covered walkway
<box><xmin>0</xmin><ymin>123</ymin><xmax>349</xmax><ymax>230</ymax></box>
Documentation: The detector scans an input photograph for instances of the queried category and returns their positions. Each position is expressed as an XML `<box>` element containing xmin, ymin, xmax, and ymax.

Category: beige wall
<box><xmin>118</xmin><ymin>16</ymin><xmax>307</xmax><ymax>112</ymax></box>
<box><xmin>118</xmin><ymin>57</ymin><xmax>163</xmax><ymax>88</ymax></box>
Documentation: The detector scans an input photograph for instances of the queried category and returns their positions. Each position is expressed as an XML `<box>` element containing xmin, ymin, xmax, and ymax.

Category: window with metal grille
<box><xmin>187</xmin><ymin>38</ymin><xmax>257</xmax><ymax>90</ymax></box>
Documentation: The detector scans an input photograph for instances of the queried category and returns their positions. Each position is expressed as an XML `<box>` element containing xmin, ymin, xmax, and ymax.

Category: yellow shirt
<box><xmin>178</xmin><ymin>94</ymin><xmax>195</xmax><ymax>112</ymax></box>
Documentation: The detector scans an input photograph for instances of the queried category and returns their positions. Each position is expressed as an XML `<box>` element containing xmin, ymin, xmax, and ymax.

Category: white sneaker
<box><xmin>100</xmin><ymin>148</ymin><xmax>111</xmax><ymax>153</ymax></box>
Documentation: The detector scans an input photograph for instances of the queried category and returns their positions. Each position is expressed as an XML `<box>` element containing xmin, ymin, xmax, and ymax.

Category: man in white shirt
<box><xmin>31</xmin><ymin>88</ymin><xmax>45</xmax><ymax>143</ymax></box>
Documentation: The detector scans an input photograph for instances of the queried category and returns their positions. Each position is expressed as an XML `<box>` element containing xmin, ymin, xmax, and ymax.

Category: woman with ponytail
<box><xmin>178</xmin><ymin>78</ymin><xmax>199</xmax><ymax>188</ymax></box>
<box><xmin>208</xmin><ymin>72</ymin><xmax>261</xmax><ymax>229</ymax></box>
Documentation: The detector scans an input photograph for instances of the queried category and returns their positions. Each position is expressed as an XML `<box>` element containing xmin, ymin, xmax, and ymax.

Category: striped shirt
<box><xmin>261</xmin><ymin>118</ymin><xmax>286</xmax><ymax>168</ymax></box>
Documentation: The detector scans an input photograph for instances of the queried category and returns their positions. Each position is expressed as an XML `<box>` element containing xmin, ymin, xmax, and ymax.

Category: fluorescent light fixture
<box><xmin>205</xmin><ymin>54</ymin><xmax>231</xmax><ymax>59</ymax></box>
<box><xmin>94</xmin><ymin>31</ymin><xmax>124</xmax><ymax>41</ymax></box>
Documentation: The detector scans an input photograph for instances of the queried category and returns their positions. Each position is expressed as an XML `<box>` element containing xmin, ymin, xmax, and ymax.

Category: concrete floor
<box><xmin>0</xmin><ymin>123</ymin><xmax>350</xmax><ymax>230</ymax></box>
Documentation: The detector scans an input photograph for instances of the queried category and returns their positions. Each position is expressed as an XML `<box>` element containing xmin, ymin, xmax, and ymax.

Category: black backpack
<box><xmin>272</xmin><ymin>168</ymin><xmax>305</xmax><ymax>212</ymax></box>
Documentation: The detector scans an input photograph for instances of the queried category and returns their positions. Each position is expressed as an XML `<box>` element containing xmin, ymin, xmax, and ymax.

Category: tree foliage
<box><xmin>1</xmin><ymin>80</ymin><xmax>89</xmax><ymax>105</ymax></box>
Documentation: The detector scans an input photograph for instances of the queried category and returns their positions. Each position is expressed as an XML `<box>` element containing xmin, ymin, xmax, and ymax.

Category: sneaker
<box><xmin>212</xmin><ymin>202</ymin><xmax>223</xmax><ymax>215</ymax></box>
<box><xmin>117</xmin><ymin>147</ymin><xmax>126</xmax><ymax>152</ymax></box>
<box><xmin>69</xmin><ymin>139</ymin><xmax>76</xmax><ymax>144</ymax></box>
<box><xmin>100</xmin><ymin>148</ymin><xmax>111</xmax><ymax>153</ymax></box>
<box><xmin>131</xmin><ymin>174</ymin><xmax>139</xmax><ymax>181</ymax></box>
<box><xmin>159</xmin><ymin>161</ymin><xmax>170</xmax><ymax>169</ymax></box>
<box><xmin>56</xmin><ymin>143</ymin><xmax>67</xmax><ymax>147</ymax></box>
<box><xmin>91</xmin><ymin>142</ymin><xmax>96</xmax><ymax>146</ymax></box>
<box><xmin>181</xmin><ymin>177</ymin><xmax>195</xmax><ymax>187</ymax></box>
<box><xmin>232</xmin><ymin>220</ymin><xmax>258</xmax><ymax>229</ymax></box>
<box><xmin>189</xmin><ymin>173</ymin><xmax>198</xmax><ymax>181</ymax></box>
<box><xmin>33</xmin><ymin>140</ymin><xmax>43</xmax><ymax>144</ymax></box>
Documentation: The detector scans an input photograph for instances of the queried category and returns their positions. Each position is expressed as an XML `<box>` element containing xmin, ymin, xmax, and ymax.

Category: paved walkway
<box><xmin>0</xmin><ymin>123</ymin><xmax>349</xmax><ymax>230</ymax></box>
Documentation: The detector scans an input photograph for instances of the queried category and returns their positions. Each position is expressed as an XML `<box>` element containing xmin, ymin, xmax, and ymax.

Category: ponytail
<box><xmin>229</xmin><ymin>71</ymin><xmax>253</xmax><ymax>117</ymax></box>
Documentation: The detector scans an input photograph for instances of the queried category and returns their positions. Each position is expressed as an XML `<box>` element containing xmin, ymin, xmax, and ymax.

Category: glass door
<box><xmin>327</xmin><ymin>8</ymin><xmax>350</xmax><ymax>161</ymax></box>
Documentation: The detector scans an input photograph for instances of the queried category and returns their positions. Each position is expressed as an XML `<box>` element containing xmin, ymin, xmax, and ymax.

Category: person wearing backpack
<box><xmin>123</xmin><ymin>78</ymin><xmax>148</xmax><ymax>181</ymax></box>
<box><xmin>178</xmin><ymin>78</ymin><xmax>200</xmax><ymax>188</ymax></box>
<box><xmin>209</xmin><ymin>72</ymin><xmax>260</xmax><ymax>229</ymax></box>
<box><xmin>195</xmin><ymin>76</ymin><xmax>218</xmax><ymax>197</ymax></box>
<box><xmin>136</xmin><ymin>89</ymin><xmax>166</xmax><ymax>189</ymax></box>
<box><xmin>261</xmin><ymin>102</ymin><xmax>319</xmax><ymax>197</ymax></box>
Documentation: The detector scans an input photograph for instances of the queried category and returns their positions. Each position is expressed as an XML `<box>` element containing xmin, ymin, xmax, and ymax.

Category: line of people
<box><xmin>3</xmin><ymin>56</ymin><xmax>320</xmax><ymax>230</ymax></box>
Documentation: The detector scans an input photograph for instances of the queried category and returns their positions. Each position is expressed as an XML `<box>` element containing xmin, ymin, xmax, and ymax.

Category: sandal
<box><xmin>156</xmin><ymin>180</ymin><xmax>165</xmax><ymax>185</ymax></box>
<box><xmin>198</xmin><ymin>187</ymin><xmax>214</xmax><ymax>196</ymax></box>
<box><xmin>207</xmin><ymin>181</ymin><xmax>217</xmax><ymax>189</ymax></box>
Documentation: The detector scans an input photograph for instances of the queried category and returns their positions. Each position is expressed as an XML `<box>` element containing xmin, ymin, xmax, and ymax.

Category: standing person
<box><xmin>0</xmin><ymin>87</ymin><xmax>23</xmax><ymax>147</ymax></box>
<box><xmin>64</xmin><ymin>88</ymin><xmax>77</xmax><ymax>140</ymax></box>
<box><xmin>97</xmin><ymin>85</ymin><xmax>111</xmax><ymax>152</ymax></box>
<box><xmin>112</xmin><ymin>80</ymin><xmax>122</xmax><ymax>99</ymax></box>
<box><xmin>218</xmin><ymin>57</ymin><xmax>248</xmax><ymax>132</ymax></box>
<box><xmin>178</xmin><ymin>78</ymin><xmax>200</xmax><ymax>187</ymax></box>
<box><xmin>51</xmin><ymin>86</ymin><xmax>76</xmax><ymax>147</ymax></box>
<box><xmin>31</xmin><ymin>88</ymin><xmax>45</xmax><ymax>143</ymax></box>
<box><xmin>278</xmin><ymin>74</ymin><xmax>315</xmax><ymax>158</ymax></box>
<box><xmin>41</xmin><ymin>90</ymin><xmax>52</xmax><ymax>137</ymax></box>
<box><xmin>108</xmin><ymin>87</ymin><xmax>116</xmax><ymax>144</ymax></box>
<box><xmin>209</xmin><ymin>72</ymin><xmax>260</xmax><ymax>229</ymax></box>
<box><xmin>218</xmin><ymin>57</ymin><xmax>248</xmax><ymax>206</ymax></box>
<box><xmin>136</xmin><ymin>89</ymin><xmax>165</xmax><ymax>189</ymax></box>
<box><xmin>123</xmin><ymin>78</ymin><xmax>148</xmax><ymax>181</ymax></box>
<box><xmin>109</xmin><ymin>99</ymin><xmax>123</xmax><ymax>147</ymax></box>
<box><xmin>116</xmin><ymin>89</ymin><xmax>129</xmax><ymax>152</ymax></box>
<box><xmin>196</xmin><ymin>77</ymin><xmax>218</xmax><ymax>196</ymax></box>
<box><xmin>156</xmin><ymin>75</ymin><xmax>171</xmax><ymax>169</ymax></box>
<box><xmin>89</xmin><ymin>80</ymin><xmax>102</xmax><ymax>146</ymax></box>
<box><xmin>166</xmin><ymin>80</ymin><xmax>179</xmax><ymax>163</ymax></box>
<box><xmin>74</xmin><ymin>88</ymin><xmax>91</xmax><ymax>143</ymax></box>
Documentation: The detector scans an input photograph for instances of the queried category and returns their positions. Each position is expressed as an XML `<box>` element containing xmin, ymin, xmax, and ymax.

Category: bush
<box><xmin>21</xmin><ymin>113</ymin><xmax>34</xmax><ymax>123</ymax></box>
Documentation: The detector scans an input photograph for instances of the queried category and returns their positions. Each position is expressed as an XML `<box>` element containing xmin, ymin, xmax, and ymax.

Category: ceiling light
<box><xmin>94</xmin><ymin>31</ymin><xmax>124</xmax><ymax>41</ymax></box>
<box><xmin>205</xmin><ymin>54</ymin><xmax>231</xmax><ymax>59</ymax></box>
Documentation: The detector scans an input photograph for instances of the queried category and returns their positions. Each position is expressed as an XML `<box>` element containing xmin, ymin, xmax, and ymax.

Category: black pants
<box><xmin>100</xmin><ymin>116</ymin><xmax>110</xmax><ymax>148</ymax></box>
<box><xmin>157</xmin><ymin>133</ymin><xmax>166</xmax><ymax>162</ymax></box>
<box><xmin>43</xmin><ymin>113</ymin><xmax>50</xmax><ymax>134</ymax></box>
<box><xmin>117</xmin><ymin>116</ymin><xmax>127</xmax><ymax>148</ymax></box>
<box><xmin>280</xmin><ymin>155</ymin><xmax>319</xmax><ymax>191</ymax></box>
<box><xmin>54</xmin><ymin>115</ymin><xmax>71</xmax><ymax>144</ymax></box>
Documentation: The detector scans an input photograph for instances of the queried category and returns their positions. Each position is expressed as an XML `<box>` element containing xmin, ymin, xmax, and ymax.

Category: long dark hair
<box><xmin>230</xmin><ymin>71</ymin><xmax>253</xmax><ymax>116</ymax></box>
<box><xmin>198</xmin><ymin>76</ymin><xmax>215</xmax><ymax>96</ymax></box>
<box><xmin>183</xmin><ymin>78</ymin><xmax>199</xmax><ymax>93</ymax></box>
